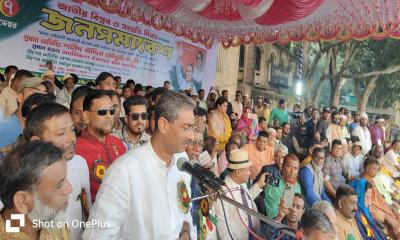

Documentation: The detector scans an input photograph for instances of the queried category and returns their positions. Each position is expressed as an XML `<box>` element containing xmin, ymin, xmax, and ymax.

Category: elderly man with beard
<box><xmin>264</xmin><ymin>154</ymin><xmax>302</xmax><ymax>219</ymax></box>
<box><xmin>262</xmin><ymin>193</ymin><xmax>306</xmax><ymax>239</ymax></box>
<box><xmin>76</xmin><ymin>90</ymin><xmax>126</xmax><ymax>202</ymax></box>
<box><xmin>334</xmin><ymin>185</ymin><xmax>363</xmax><ymax>240</ymax></box>
<box><xmin>0</xmin><ymin>141</ymin><xmax>72</xmax><ymax>239</ymax></box>
<box><xmin>83</xmin><ymin>91</ymin><xmax>196</xmax><ymax>240</ymax></box>
<box><xmin>25</xmin><ymin>102</ymin><xmax>92</xmax><ymax>239</ymax></box>
<box><xmin>299</xmin><ymin>147</ymin><xmax>331</xmax><ymax>207</ymax></box>
<box><xmin>116</xmin><ymin>95</ymin><xmax>151</xmax><ymax>150</ymax></box>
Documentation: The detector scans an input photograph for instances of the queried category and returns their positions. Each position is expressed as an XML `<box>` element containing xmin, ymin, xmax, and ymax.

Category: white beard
<box><xmin>27</xmin><ymin>193</ymin><xmax>66</xmax><ymax>229</ymax></box>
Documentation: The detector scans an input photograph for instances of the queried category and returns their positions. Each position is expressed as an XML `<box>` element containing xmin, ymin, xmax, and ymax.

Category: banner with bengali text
<box><xmin>0</xmin><ymin>0</ymin><xmax>218</xmax><ymax>92</ymax></box>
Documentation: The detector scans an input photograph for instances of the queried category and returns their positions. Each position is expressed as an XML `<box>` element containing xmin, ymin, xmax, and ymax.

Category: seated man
<box><xmin>334</xmin><ymin>184</ymin><xmax>363</xmax><ymax>240</ymax></box>
<box><xmin>343</xmin><ymin>141</ymin><xmax>364</xmax><ymax>180</ymax></box>
<box><xmin>241</xmin><ymin>131</ymin><xmax>274</xmax><ymax>180</ymax></box>
<box><xmin>214</xmin><ymin>149</ymin><xmax>267</xmax><ymax>240</ymax></box>
<box><xmin>0</xmin><ymin>141</ymin><xmax>72</xmax><ymax>239</ymax></box>
<box><xmin>262</xmin><ymin>193</ymin><xmax>306</xmax><ymax>239</ymax></box>
<box><xmin>323</xmin><ymin>139</ymin><xmax>347</xmax><ymax>200</ymax></box>
<box><xmin>264</xmin><ymin>154</ymin><xmax>302</xmax><ymax>219</ymax></box>
<box><xmin>300</xmin><ymin>209</ymin><xmax>336</xmax><ymax>239</ymax></box>
<box><xmin>299</xmin><ymin>147</ymin><xmax>330</xmax><ymax>207</ymax></box>
<box><xmin>383</xmin><ymin>139</ymin><xmax>400</xmax><ymax>179</ymax></box>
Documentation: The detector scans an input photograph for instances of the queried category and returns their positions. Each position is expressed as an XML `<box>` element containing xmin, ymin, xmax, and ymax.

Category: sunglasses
<box><xmin>92</xmin><ymin>108</ymin><xmax>115</xmax><ymax>116</ymax></box>
<box><xmin>129</xmin><ymin>112</ymin><xmax>149</xmax><ymax>121</ymax></box>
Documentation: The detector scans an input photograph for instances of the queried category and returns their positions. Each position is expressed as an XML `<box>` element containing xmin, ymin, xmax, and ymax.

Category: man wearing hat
<box><xmin>269</xmin><ymin>98</ymin><xmax>289</xmax><ymax>126</ymax></box>
<box><xmin>351</xmin><ymin>112</ymin><xmax>372</xmax><ymax>154</ymax></box>
<box><xmin>214</xmin><ymin>149</ymin><xmax>267</xmax><ymax>240</ymax></box>
<box><xmin>369</xmin><ymin>115</ymin><xmax>385</xmax><ymax>146</ymax></box>
<box><xmin>343</xmin><ymin>141</ymin><xmax>364</xmax><ymax>180</ymax></box>
<box><xmin>56</xmin><ymin>73</ymin><xmax>76</xmax><ymax>108</ymax></box>
<box><xmin>315</xmin><ymin>107</ymin><xmax>331</xmax><ymax>144</ymax></box>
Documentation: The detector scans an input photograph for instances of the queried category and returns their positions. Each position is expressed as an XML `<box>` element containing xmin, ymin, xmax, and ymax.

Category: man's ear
<box><xmin>157</xmin><ymin>117</ymin><xmax>169</xmax><ymax>134</ymax></box>
<box><xmin>13</xmin><ymin>191</ymin><xmax>34</xmax><ymax>214</ymax></box>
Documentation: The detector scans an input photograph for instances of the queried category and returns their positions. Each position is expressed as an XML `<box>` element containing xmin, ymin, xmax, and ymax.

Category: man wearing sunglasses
<box><xmin>83</xmin><ymin>91</ymin><xmax>196</xmax><ymax>240</ymax></box>
<box><xmin>116</xmin><ymin>95</ymin><xmax>151</xmax><ymax>150</ymax></box>
<box><xmin>76</xmin><ymin>90</ymin><xmax>126</xmax><ymax>202</ymax></box>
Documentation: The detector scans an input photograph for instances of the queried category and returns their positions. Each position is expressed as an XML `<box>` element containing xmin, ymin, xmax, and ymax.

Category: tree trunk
<box><xmin>357</xmin><ymin>76</ymin><xmax>378</xmax><ymax>112</ymax></box>
<box><xmin>313</xmin><ymin>78</ymin><xmax>325</xmax><ymax>107</ymax></box>
<box><xmin>376</xmin><ymin>96</ymin><xmax>387</xmax><ymax>109</ymax></box>
<box><xmin>330</xmin><ymin>77</ymin><xmax>343</xmax><ymax>106</ymax></box>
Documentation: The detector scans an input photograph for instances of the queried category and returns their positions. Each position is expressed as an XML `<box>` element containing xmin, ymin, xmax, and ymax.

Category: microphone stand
<box><xmin>216</xmin><ymin>192</ymin><xmax>300</xmax><ymax>239</ymax></box>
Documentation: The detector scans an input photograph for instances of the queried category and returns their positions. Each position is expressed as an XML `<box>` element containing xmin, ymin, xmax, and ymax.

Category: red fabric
<box><xmin>143</xmin><ymin>0</ymin><xmax>181</xmax><ymax>14</ymax></box>
<box><xmin>255</xmin><ymin>0</ymin><xmax>324</xmax><ymax>25</ymax></box>
<box><xmin>76</xmin><ymin>128</ymin><xmax>126</xmax><ymax>202</ymax></box>
<box><xmin>199</xmin><ymin>0</ymin><xmax>241</xmax><ymax>21</ymax></box>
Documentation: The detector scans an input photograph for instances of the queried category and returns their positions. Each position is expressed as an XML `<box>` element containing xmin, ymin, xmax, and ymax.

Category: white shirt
<box><xmin>383</xmin><ymin>149</ymin><xmax>400</xmax><ymax>178</ymax></box>
<box><xmin>66</xmin><ymin>155</ymin><xmax>92</xmax><ymax>240</ymax></box>
<box><xmin>231</xmin><ymin>100</ymin><xmax>243</xmax><ymax>117</ymax></box>
<box><xmin>352</xmin><ymin>126</ymin><xmax>372</xmax><ymax>154</ymax></box>
<box><xmin>82</xmin><ymin>142</ymin><xmax>194</xmax><ymax>240</ymax></box>
<box><xmin>343</xmin><ymin>152</ymin><xmax>364</xmax><ymax>179</ymax></box>
<box><xmin>214</xmin><ymin>175</ymin><xmax>262</xmax><ymax>240</ymax></box>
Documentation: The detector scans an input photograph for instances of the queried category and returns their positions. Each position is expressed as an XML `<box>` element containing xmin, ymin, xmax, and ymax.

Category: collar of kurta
<box><xmin>80</xmin><ymin>127</ymin><xmax>109</xmax><ymax>145</ymax></box>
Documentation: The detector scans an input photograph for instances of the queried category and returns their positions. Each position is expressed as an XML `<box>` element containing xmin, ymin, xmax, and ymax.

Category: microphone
<box><xmin>191</xmin><ymin>160</ymin><xmax>225</xmax><ymax>187</ymax></box>
<box><xmin>177</xmin><ymin>158</ymin><xmax>222</xmax><ymax>190</ymax></box>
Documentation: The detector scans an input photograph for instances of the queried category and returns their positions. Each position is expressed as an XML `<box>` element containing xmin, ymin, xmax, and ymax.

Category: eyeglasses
<box><xmin>91</xmin><ymin>108</ymin><xmax>115</xmax><ymax>116</ymax></box>
<box><xmin>129</xmin><ymin>112</ymin><xmax>149</xmax><ymax>121</ymax></box>
<box><xmin>188</xmin><ymin>139</ymin><xmax>204</xmax><ymax>146</ymax></box>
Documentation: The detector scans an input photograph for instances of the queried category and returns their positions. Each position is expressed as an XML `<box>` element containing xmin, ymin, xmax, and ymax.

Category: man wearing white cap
<box><xmin>214</xmin><ymin>149</ymin><xmax>267</xmax><ymax>240</ymax></box>
<box><xmin>343</xmin><ymin>141</ymin><xmax>364</xmax><ymax>180</ymax></box>
<box><xmin>56</xmin><ymin>73</ymin><xmax>76</xmax><ymax>108</ymax></box>
<box><xmin>351</xmin><ymin>112</ymin><xmax>372</xmax><ymax>154</ymax></box>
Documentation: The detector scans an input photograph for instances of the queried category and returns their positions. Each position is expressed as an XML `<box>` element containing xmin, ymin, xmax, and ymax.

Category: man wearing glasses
<box><xmin>76</xmin><ymin>90</ymin><xmax>126</xmax><ymax>202</ymax></box>
<box><xmin>118</xmin><ymin>95</ymin><xmax>151</xmax><ymax>150</ymax></box>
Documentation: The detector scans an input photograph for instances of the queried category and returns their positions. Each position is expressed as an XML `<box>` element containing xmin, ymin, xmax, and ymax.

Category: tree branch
<box><xmin>323</xmin><ymin>64</ymin><xmax>400</xmax><ymax>79</ymax></box>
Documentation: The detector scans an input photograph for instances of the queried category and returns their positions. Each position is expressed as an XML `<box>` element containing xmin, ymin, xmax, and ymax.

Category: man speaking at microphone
<box><xmin>83</xmin><ymin>91</ymin><xmax>196</xmax><ymax>240</ymax></box>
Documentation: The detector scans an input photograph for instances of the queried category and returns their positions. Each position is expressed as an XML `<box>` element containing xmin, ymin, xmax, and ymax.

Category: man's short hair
<box><xmin>283</xmin><ymin>153</ymin><xmax>299</xmax><ymax>166</ymax></box>
<box><xmin>198</xmin><ymin>89</ymin><xmax>205</xmax><ymax>95</ymax></box>
<box><xmin>21</xmin><ymin>93</ymin><xmax>55</xmax><ymax>118</ymax></box>
<box><xmin>83</xmin><ymin>90</ymin><xmax>111</xmax><ymax>111</ymax></box>
<box><xmin>0</xmin><ymin>141</ymin><xmax>63</xmax><ymax>208</ymax></box>
<box><xmin>300</xmin><ymin>209</ymin><xmax>333</xmax><ymax>235</ymax></box>
<box><xmin>123</xmin><ymin>95</ymin><xmax>148</xmax><ymax>115</ymax></box>
<box><xmin>258</xmin><ymin>117</ymin><xmax>267</xmax><ymax>124</ymax></box>
<box><xmin>4</xmin><ymin>65</ymin><xmax>18</xmax><ymax>74</ymax></box>
<box><xmin>154</xmin><ymin>91</ymin><xmax>195</xmax><ymax>131</ymax></box>
<box><xmin>122</xmin><ymin>84</ymin><xmax>130</xmax><ymax>91</ymax></box>
<box><xmin>331</xmin><ymin>139</ymin><xmax>342</xmax><ymax>147</ymax></box>
<box><xmin>95</xmin><ymin>72</ymin><xmax>113</xmax><ymax>86</ymax></box>
<box><xmin>194</xmin><ymin>107</ymin><xmax>207</xmax><ymax>117</ymax></box>
<box><xmin>134</xmin><ymin>84</ymin><xmax>143</xmax><ymax>94</ymax></box>
<box><xmin>104</xmin><ymin>89</ymin><xmax>119</xmax><ymax>103</ymax></box>
<box><xmin>363</xmin><ymin>156</ymin><xmax>380</xmax><ymax>170</ymax></box>
<box><xmin>150</xmin><ymin>87</ymin><xmax>167</xmax><ymax>103</ymax></box>
<box><xmin>312</xmin><ymin>147</ymin><xmax>325</xmax><ymax>158</ymax></box>
<box><xmin>294</xmin><ymin>193</ymin><xmax>306</xmax><ymax>209</ymax></box>
<box><xmin>126</xmin><ymin>79</ymin><xmax>135</xmax><ymax>85</ymax></box>
<box><xmin>70</xmin><ymin>86</ymin><xmax>92</xmax><ymax>111</ymax></box>
<box><xmin>13</xmin><ymin>69</ymin><xmax>33</xmax><ymax>81</ymax></box>
<box><xmin>275</xmin><ymin>144</ymin><xmax>288</xmax><ymax>156</ymax></box>
<box><xmin>258</xmin><ymin>131</ymin><xmax>269</xmax><ymax>139</ymax></box>
<box><xmin>335</xmin><ymin>184</ymin><xmax>357</xmax><ymax>204</ymax></box>
<box><xmin>25</xmin><ymin>102</ymin><xmax>69</xmax><ymax>140</ymax></box>
<box><xmin>163</xmin><ymin>80</ymin><xmax>170</xmax><ymax>85</ymax></box>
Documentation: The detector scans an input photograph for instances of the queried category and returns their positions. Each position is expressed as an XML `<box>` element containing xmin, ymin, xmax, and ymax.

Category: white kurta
<box><xmin>383</xmin><ymin>149</ymin><xmax>400</xmax><ymax>178</ymax></box>
<box><xmin>214</xmin><ymin>175</ymin><xmax>262</xmax><ymax>240</ymax></box>
<box><xmin>352</xmin><ymin>126</ymin><xmax>372</xmax><ymax>154</ymax></box>
<box><xmin>343</xmin><ymin>152</ymin><xmax>364</xmax><ymax>179</ymax></box>
<box><xmin>82</xmin><ymin>142</ymin><xmax>194</xmax><ymax>240</ymax></box>
<box><xmin>66</xmin><ymin>155</ymin><xmax>92</xmax><ymax>240</ymax></box>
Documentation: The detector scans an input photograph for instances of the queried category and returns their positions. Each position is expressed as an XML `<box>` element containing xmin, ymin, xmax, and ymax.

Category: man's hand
<box><xmin>276</xmin><ymin>199</ymin><xmax>289</xmax><ymax>222</ymax></box>
<box><xmin>256</xmin><ymin>172</ymin><xmax>268</xmax><ymax>189</ymax></box>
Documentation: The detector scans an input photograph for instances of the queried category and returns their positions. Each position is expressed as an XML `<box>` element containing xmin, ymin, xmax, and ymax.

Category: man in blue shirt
<box><xmin>299</xmin><ymin>147</ymin><xmax>330</xmax><ymax>207</ymax></box>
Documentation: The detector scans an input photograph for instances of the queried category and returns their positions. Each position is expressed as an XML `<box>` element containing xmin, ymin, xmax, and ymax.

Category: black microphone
<box><xmin>191</xmin><ymin>160</ymin><xmax>225</xmax><ymax>187</ymax></box>
<box><xmin>177</xmin><ymin>158</ymin><xmax>221</xmax><ymax>190</ymax></box>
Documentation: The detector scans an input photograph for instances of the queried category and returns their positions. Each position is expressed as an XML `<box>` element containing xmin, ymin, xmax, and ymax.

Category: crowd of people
<box><xmin>0</xmin><ymin>64</ymin><xmax>399</xmax><ymax>240</ymax></box>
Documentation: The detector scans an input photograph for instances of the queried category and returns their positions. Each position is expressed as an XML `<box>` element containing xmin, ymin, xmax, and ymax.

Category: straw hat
<box><xmin>228</xmin><ymin>149</ymin><xmax>252</xmax><ymax>169</ymax></box>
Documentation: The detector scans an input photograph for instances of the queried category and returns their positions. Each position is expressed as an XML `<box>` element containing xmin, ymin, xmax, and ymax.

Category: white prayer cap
<box><xmin>360</xmin><ymin>112</ymin><xmax>368</xmax><ymax>120</ymax></box>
